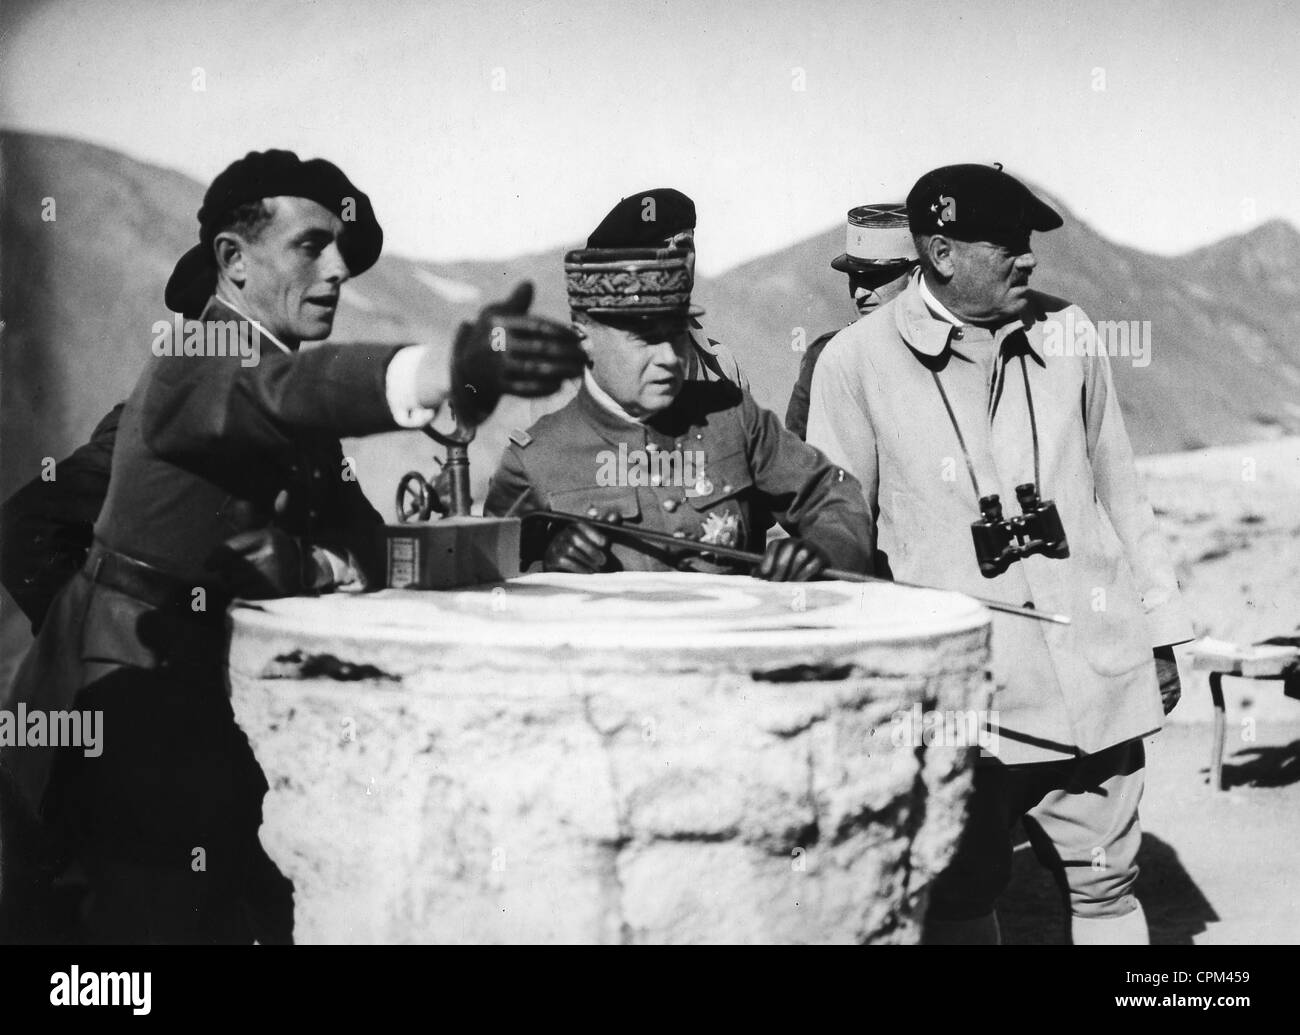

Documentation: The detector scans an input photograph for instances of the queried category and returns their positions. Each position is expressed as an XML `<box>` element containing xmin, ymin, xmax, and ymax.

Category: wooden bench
<box><xmin>1189</xmin><ymin>637</ymin><xmax>1300</xmax><ymax>791</ymax></box>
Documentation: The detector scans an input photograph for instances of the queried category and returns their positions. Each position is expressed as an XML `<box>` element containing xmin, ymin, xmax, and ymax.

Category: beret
<box><xmin>586</xmin><ymin>188</ymin><xmax>697</xmax><ymax>249</ymax></box>
<box><xmin>907</xmin><ymin>164</ymin><xmax>1062</xmax><ymax>241</ymax></box>
<box><xmin>165</xmin><ymin>149</ymin><xmax>383</xmax><ymax>317</ymax></box>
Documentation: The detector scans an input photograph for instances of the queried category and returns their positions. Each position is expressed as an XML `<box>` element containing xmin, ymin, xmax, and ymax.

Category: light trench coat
<box><xmin>807</xmin><ymin>271</ymin><xmax>1192</xmax><ymax>764</ymax></box>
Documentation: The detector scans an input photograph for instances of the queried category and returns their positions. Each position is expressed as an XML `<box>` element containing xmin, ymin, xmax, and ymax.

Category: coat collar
<box><xmin>894</xmin><ymin>269</ymin><xmax>1045</xmax><ymax>362</ymax></box>
<box><xmin>198</xmin><ymin>295</ymin><xmax>294</xmax><ymax>354</ymax></box>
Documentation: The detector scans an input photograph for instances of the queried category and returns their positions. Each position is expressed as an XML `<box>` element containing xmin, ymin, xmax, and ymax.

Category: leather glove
<box><xmin>450</xmin><ymin>281</ymin><xmax>586</xmax><ymax>426</ymax></box>
<box><xmin>543</xmin><ymin>511</ymin><xmax>620</xmax><ymax>574</ymax></box>
<box><xmin>756</xmin><ymin>537</ymin><xmax>828</xmax><ymax>583</ymax></box>
<box><xmin>1154</xmin><ymin>645</ymin><xmax>1182</xmax><ymax>716</ymax></box>
<box><xmin>205</xmin><ymin>526</ymin><xmax>327</xmax><ymax>599</ymax></box>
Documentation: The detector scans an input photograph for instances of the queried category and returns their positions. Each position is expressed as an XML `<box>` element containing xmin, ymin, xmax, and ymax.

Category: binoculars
<box><xmin>969</xmin><ymin>483</ymin><xmax>1069</xmax><ymax>578</ymax></box>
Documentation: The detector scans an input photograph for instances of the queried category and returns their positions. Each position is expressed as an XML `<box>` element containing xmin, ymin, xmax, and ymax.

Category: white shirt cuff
<box><xmin>313</xmin><ymin>546</ymin><xmax>358</xmax><ymax>589</ymax></box>
<box><xmin>385</xmin><ymin>345</ymin><xmax>438</xmax><ymax>428</ymax></box>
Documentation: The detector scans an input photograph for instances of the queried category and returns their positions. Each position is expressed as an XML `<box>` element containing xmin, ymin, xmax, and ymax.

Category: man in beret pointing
<box><xmin>0</xmin><ymin>149</ymin><xmax>583</xmax><ymax>943</ymax></box>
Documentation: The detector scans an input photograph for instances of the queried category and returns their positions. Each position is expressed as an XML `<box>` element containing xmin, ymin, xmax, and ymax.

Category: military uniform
<box><xmin>1</xmin><ymin>404</ymin><xmax>123</xmax><ymax>635</ymax></box>
<box><xmin>785</xmin><ymin>203</ymin><xmax>916</xmax><ymax>441</ymax></box>
<box><xmin>784</xmin><ymin>329</ymin><xmax>841</xmax><ymax>440</ymax></box>
<box><xmin>484</xmin><ymin>375</ymin><xmax>871</xmax><ymax>575</ymax></box>
<box><xmin>0</xmin><ymin>298</ymin><xmax>408</xmax><ymax>942</ymax></box>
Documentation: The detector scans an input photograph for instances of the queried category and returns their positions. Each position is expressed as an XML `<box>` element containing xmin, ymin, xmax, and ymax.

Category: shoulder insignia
<box><xmin>508</xmin><ymin>428</ymin><xmax>533</xmax><ymax>448</ymax></box>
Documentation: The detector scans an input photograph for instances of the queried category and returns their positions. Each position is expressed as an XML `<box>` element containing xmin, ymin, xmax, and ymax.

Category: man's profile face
<box><xmin>847</xmin><ymin>265</ymin><xmax>914</xmax><ymax>317</ymax></box>
<box><xmin>946</xmin><ymin>229</ymin><xmax>1036</xmax><ymax>324</ymax></box>
<box><xmin>580</xmin><ymin>312</ymin><xmax>691</xmax><ymax>418</ymax></box>
<box><xmin>230</xmin><ymin>196</ymin><xmax>350</xmax><ymax>345</ymax></box>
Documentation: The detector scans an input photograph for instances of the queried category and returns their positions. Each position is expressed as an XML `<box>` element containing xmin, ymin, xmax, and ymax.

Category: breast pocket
<box><xmin>548</xmin><ymin>484</ymin><xmax>642</xmax><ymax>522</ymax></box>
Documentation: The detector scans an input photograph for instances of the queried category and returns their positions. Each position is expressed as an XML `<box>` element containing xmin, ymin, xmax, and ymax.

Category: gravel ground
<box><xmin>998</xmin><ymin>438</ymin><xmax>1300</xmax><ymax>944</ymax></box>
<box><xmin>1000</xmin><ymin>720</ymin><xmax>1300</xmax><ymax>945</ymax></box>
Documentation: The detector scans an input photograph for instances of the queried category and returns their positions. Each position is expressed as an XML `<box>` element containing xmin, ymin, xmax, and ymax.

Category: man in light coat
<box><xmin>806</xmin><ymin>164</ymin><xmax>1192</xmax><ymax>945</ymax></box>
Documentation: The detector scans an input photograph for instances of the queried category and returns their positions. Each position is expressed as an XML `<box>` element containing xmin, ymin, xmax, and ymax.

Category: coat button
<box><xmin>650</xmin><ymin>474</ymin><xmax>661</xmax><ymax>487</ymax></box>
<box><xmin>672</xmin><ymin>530</ymin><xmax>687</xmax><ymax>538</ymax></box>
<box><xmin>662</xmin><ymin>499</ymin><xmax>679</xmax><ymax>513</ymax></box>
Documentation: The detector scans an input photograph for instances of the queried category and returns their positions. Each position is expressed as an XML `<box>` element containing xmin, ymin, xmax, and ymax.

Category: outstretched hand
<box><xmin>450</xmin><ymin>282</ymin><xmax>586</xmax><ymax>426</ymax></box>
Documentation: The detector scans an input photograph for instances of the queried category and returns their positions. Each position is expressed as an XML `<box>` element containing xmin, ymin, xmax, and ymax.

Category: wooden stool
<box><xmin>1190</xmin><ymin>638</ymin><xmax>1300</xmax><ymax>792</ymax></box>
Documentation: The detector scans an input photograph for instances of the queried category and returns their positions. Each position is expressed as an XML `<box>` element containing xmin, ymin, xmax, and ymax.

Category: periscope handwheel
<box><xmin>395</xmin><ymin>472</ymin><xmax>432</xmax><ymax>523</ymax></box>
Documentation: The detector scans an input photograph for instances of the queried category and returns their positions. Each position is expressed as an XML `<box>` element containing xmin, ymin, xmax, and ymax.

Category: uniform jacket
<box><xmin>807</xmin><ymin>271</ymin><xmax>1193</xmax><ymax>763</ymax></box>
<box><xmin>2</xmin><ymin>298</ymin><xmax>408</xmax><ymax>810</ymax></box>
<box><xmin>785</xmin><ymin>329</ymin><xmax>842</xmax><ymax>440</ymax></box>
<box><xmin>688</xmin><ymin>325</ymin><xmax>749</xmax><ymax>391</ymax></box>
<box><xmin>1</xmin><ymin>404</ymin><xmax>123</xmax><ymax>633</ymax></box>
<box><xmin>483</xmin><ymin>377</ymin><xmax>872</xmax><ymax>575</ymax></box>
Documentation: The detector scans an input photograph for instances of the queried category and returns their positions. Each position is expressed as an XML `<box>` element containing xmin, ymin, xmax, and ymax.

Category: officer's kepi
<box><xmin>906</xmin><ymin>163</ymin><xmax>1062</xmax><ymax>241</ymax></box>
<box><xmin>831</xmin><ymin>203</ymin><xmax>917</xmax><ymax>273</ymax></box>
<box><xmin>564</xmin><ymin>247</ymin><xmax>704</xmax><ymax>318</ymax></box>
<box><xmin>164</xmin><ymin>149</ymin><xmax>383</xmax><ymax>317</ymax></box>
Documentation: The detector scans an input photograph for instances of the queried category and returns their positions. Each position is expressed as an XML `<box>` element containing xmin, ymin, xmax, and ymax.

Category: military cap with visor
<box><xmin>565</xmin><ymin>247</ymin><xmax>704</xmax><ymax>319</ymax></box>
<box><xmin>831</xmin><ymin>203</ymin><xmax>918</xmax><ymax>274</ymax></box>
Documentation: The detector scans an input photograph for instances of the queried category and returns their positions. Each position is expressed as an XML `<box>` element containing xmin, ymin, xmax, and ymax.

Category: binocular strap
<box><xmin>930</xmin><ymin>352</ymin><xmax>1042</xmax><ymax>503</ymax></box>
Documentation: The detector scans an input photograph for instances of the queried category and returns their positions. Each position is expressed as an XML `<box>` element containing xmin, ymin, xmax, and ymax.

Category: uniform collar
<box><xmin>895</xmin><ymin>269</ymin><xmax>1043</xmax><ymax>360</ymax></box>
<box><xmin>576</xmin><ymin>374</ymin><xmax>655</xmax><ymax>448</ymax></box>
<box><xmin>582</xmin><ymin>369</ymin><xmax>645</xmax><ymax>427</ymax></box>
<box><xmin>199</xmin><ymin>294</ymin><xmax>294</xmax><ymax>355</ymax></box>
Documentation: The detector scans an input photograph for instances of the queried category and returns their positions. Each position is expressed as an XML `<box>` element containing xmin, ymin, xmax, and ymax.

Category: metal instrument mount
<box><xmin>395</xmin><ymin>408</ymin><xmax>476</xmax><ymax>522</ymax></box>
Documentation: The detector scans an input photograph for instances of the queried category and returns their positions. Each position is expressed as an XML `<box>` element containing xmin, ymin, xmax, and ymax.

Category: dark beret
<box><xmin>906</xmin><ymin>164</ymin><xmax>1062</xmax><ymax>241</ymax></box>
<box><xmin>165</xmin><ymin>149</ymin><xmax>383</xmax><ymax>317</ymax></box>
<box><xmin>586</xmin><ymin>188</ymin><xmax>697</xmax><ymax>249</ymax></box>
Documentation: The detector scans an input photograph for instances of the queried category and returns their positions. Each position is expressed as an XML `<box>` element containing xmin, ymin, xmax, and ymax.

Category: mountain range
<box><xmin>3</xmin><ymin>128</ymin><xmax>1299</xmax><ymax>536</ymax></box>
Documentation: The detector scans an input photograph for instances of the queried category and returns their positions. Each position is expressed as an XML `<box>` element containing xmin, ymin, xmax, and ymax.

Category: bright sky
<box><xmin>2</xmin><ymin>0</ymin><xmax>1296</xmax><ymax>274</ymax></box>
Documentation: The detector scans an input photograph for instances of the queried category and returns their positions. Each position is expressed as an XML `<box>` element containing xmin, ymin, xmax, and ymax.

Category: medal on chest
<box><xmin>699</xmin><ymin>508</ymin><xmax>740</xmax><ymax>548</ymax></box>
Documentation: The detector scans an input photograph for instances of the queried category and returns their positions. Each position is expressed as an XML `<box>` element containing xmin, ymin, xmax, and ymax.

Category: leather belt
<box><xmin>83</xmin><ymin>542</ymin><xmax>226</xmax><ymax>613</ymax></box>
